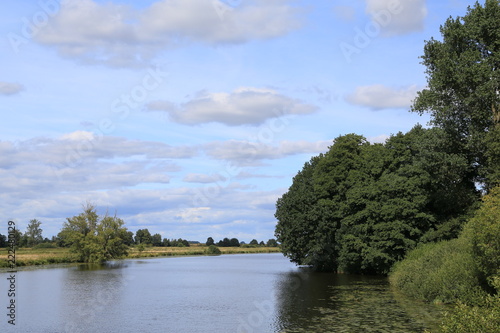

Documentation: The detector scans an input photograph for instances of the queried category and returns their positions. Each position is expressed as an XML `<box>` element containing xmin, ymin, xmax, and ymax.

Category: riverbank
<box><xmin>0</xmin><ymin>245</ymin><xmax>281</xmax><ymax>268</ymax></box>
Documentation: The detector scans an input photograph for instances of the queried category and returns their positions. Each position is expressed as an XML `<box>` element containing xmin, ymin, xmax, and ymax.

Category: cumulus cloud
<box><xmin>204</xmin><ymin>139</ymin><xmax>330</xmax><ymax>165</ymax></box>
<box><xmin>0</xmin><ymin>82</ymin><xmax>24</xmax><ymax>95</ymax></box>
<box><xmin>147</xmin><ymin>87</ymin><xmax>317</xmax><ymax>126</ymax></box>
<box><xmin>345</xmin><ymin>84</ymin><xmax>419</xmax><ymax>110</ymax></box>
<box><xmin>35</xmin><ymin>0</ymin><xmax>302</xmax><ymax>67</ymax></box>
<box><xmin>0</xmin><ymin>132</ymin><xmax>193</xmax><ymax>195</ymax></box>
<box><xmin>0</xmin><ymin>131</ymin><xmax>329</xmax><ymax>240</ymax></box>
<box><xmin>365</xmin><ymin>0</ymin><xmax>427</xmax><ymax>36</ymax></box>
<box><xmin>183</xmin><ymin>173</ymin><xmax>227</xmax><ymax>184</ymax></box>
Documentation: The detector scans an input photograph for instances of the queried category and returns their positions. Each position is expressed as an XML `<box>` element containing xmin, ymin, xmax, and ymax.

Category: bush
<box><xmin>389</xmin><ymin>237</ymin><xmax>484</xmax><ymax>304</ymax></box>
<box><xmin>205</xmin><ymin>245</ymin><xmax>221</xmax><ymax>255</ymax></box>
<box><xmin>440</xmin><ymin>296</ymin><xmax>500</xmax><ymax>333</ymax></box>
<box><xmin>463</xmin><ymin>187</ymin><xmax>500</xmax><ymax>291</ymax></box>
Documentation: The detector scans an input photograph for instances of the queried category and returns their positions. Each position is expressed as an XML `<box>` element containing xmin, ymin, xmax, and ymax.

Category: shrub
<box><xmin>389</xmin><ymin>237</ymin><xmax>484</xmax><ymax>304</ymax></box>
<box><xmin>463</xmin><ymin>187</ymin><xmax>500</xmax><ymax>291</ymax></box>
<box><xmin>205</xmin><ymin>245</ymin><xmax>221</xmax><ymax>255</ymax></box>
<box><xmin>440</xmin><ymin>296</ymin><xmax>500</xmax><ymax>333</ymax></box>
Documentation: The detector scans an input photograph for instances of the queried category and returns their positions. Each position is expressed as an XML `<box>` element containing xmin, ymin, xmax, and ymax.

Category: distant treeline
<box><xmin>0</xmin><ymin>217</ymin><xmax>279</xmax><ymax>254</ymax></box>
<box><xmin>206</xmin><ymin>237</ymin><xmax>278</xmax><ymax>248</ymax></box>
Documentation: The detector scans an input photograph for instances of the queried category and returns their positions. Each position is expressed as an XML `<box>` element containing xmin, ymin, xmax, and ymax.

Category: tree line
<box><xmin>1</xmin><ymin>205</ymin><xmax>279</xmax><ymax>264</ymax></box>
<box><xmin>206</xmin><ymin>237</ymin><xmax>278</xmax><ymax>247</ymax></box>
<box><xmin>0</xmin><ymin>219</ymin><xmax>47</xmax><ymax>248</ymax></box>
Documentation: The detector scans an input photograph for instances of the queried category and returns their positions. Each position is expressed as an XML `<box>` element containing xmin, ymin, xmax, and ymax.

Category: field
<box><xmin>0</xmin><ymin>245</ymin><xmax>281</xmax><ymax>268</ymax></box>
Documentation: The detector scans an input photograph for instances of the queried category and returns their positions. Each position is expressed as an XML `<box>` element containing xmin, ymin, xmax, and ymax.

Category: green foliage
<box><xmin>440</xmin><ymin>296</ymin><xmax>500</xmax><ymax>333</ymax></box>
<box><xmin>0</xmin><ymin>233</ymin><xmax>6</xmax><ymax>247</ymax></box>
<box><xmin>484</xmin><ymin>126</ymin><xmax>500</xmax><ymax>188</ymax></box>
<box><xmin>25</xmin><ymin>219</ymin><xmax>43</xmax><ymax>247</ymax></box>
<box><xmin>206</xmin><ymin>237</ymin><xmax>214</xmax><ymax>246</ymax></box>
<box><xmin>389</xmin><ymin>238</ymin><xmax>484</xmax><ymax>304</ymax></box>
<box><xmin>391</xmin><ymin>187</ymin><xmax>500</xmax><ymax>331</ymax></box>
<box><xmin>411</xmin><ymin>0</ymin><xmax>500</xmax><ymax>189</ymax></box>
<box><xmin>59</xmin><ymin>204</ymin><xmax>129</xmax><ymax>263</ymax></box>
<box><xmin>151</xmin><ymin>233</ymin><xmax>162</xmax><ymax>246</ymax></box>
<box><xmin>205</xmin><ymin>245</ymin><xmax>222</xmax><ymax>255</ymax></box>
<box><xmin>463</xmin><ymin>186</ymin><xmax>500</xmax><ymax>291</ymax></box>
<box><xmin>266</xmin><ymin>239</ymin><xmax>278</xmax><ymax>247</ymax></box>
<box><xmin>275</xmin><ymin>127</ymin><xmax>478</xmax><ymax>274</ymax></box>
<box><xmin>216</xmin><ymin>237</ymin><xmax>239</xmax><ymax>247</ymax></box>
<box><xmin>122</xmin><ymin>231</ymin><xmax>135</xmax><ymax>246</ymax></box>
<box><xmin>135</xmin><ymin>229</ymin><xmax>152</xmax><ymax>245</ymax></box>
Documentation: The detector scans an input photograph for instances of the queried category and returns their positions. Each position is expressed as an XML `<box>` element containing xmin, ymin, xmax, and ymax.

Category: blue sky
<box><xmin>0</xmin><ymin>0</ymin><xmax>478</xmax><ymax>242</ymax></box>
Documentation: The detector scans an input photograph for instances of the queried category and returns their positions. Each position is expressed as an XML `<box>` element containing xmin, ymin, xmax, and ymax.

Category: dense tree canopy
<box><xmin>411</xmin><ymin>0</ymin><xmax>500</xmax><ymax>189</ymax></box>
<box><xmin>275</xmin><ymin>126</ymin><xmax>479</xmax><ymax>274</ymax></box>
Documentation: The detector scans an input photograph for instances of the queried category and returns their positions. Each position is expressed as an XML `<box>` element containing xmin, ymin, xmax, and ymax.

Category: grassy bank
<box><xmin>0</xmin><ymin>245</ymin><xmax>281</xmax><ymax>268</ymax></box>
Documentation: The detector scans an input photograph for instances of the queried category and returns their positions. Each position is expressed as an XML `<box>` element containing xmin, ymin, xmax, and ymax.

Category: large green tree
<box><xmin>59</xmin><ymin>204</ymin><xmax>129</xmax><ymax>263</ymax></box>
<box><xmin>411</xmin><ymin>0</ymin><xmax>500</xmax><ymax>189</ymax></box>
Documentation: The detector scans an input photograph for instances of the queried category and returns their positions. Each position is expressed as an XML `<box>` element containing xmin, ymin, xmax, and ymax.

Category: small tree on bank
<box><xmin>59</xmin><ymin>204</ymin><xmax>129</xmax><ymax>263</ymax></box>
<box><xmin>25</xmin><ymin>219</ymin><xmax>43</xmax><ymax>247</ymax></box>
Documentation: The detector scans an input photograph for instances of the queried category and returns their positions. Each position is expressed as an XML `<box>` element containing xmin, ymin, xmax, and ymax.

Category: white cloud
<box><xmin>0</xmin><ymin>132</ymin><xmax>191</xmax><ymax>194</ymax></box>
<box><xmin>147</xmin><ymin>87</ymin><xmax>317</xmax><ymax>126</ymax></box>
<box><xmin>35</xmin><ymin>0</ymin><xmax>302</xmax><ymax>67</ymax></box>
<box><xmin>0</xmin><ymin>82</ymin><xmax>24</xmax><ymax>95</ymax></box>
<box><xmin>367</xmin><ymin>134</ymin><xmax>390</xmax><ymax>143</ymax></box>
<box><xmin>0</xmin><ymin>131</ymin><xmax>327</xmax><ymax>240</ymax></box>
<box><xmin>204</xmin><ymin>139</ymin><xmax>330</xmax><ymax>165</ymax></box>
<box><xmin>345</xmin><ymin>84</ymin><xmax>419</xmax><ymax>110</ymax></box>
<box><xmin>183</xmin><ymin>173</ymin><xmax>227</xmax><ymax>184</ymax></box>
<box><xmin>365</xmin><ymin>0</ymin><xmax>427</xmax><ymax>36</ymax></box>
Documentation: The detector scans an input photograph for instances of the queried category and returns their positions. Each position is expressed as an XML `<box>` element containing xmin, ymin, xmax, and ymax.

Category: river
<box><xmin>0</xmin><ymin>253</ymin><xmax>443</xmax><ymax>332</ymax></box>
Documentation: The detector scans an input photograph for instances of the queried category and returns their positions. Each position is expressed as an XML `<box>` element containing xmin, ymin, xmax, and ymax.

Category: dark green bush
<box><xmin>205</xmin><ymin>245</ymin><xmax>221</xmax><ymax>255</ymax></box>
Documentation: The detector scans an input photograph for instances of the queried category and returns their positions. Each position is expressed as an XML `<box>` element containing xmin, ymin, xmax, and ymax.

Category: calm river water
<box><xmin>0</xmin><ymin>253</ymin><xmax>442</xmax><ymax>332</ymax></box>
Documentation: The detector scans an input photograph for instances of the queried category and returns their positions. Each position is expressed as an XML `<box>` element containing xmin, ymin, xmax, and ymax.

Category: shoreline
<box><xmin>0</xmin><ymin>246</ymin><xmax>281</xmax><ymax>270</ymax></box>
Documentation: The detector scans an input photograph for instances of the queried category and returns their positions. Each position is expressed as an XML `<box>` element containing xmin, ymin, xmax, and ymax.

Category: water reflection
<box><xmin>274</xmin><ymin>270</ymin><xmax>442</xmax><ymax>333</ymax></box>
<box><xmin>61</xmin><ymin>260</ymin><xmax>129</xmax><ymax>333</ymax></box>
<box><xmin>74</xmin><ymin>261</ymin><xmax>129</xmax><ymax>271</ymax></box>
<box><xmin>0</xmin><ymin>254</ymin><xmax>443</xmax><ymax>333</ymax></box>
